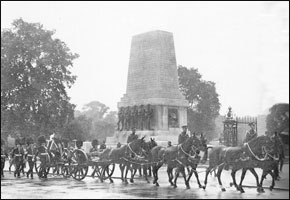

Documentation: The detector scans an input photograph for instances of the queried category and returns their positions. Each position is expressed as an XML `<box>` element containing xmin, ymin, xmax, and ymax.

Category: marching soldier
<box><xmin>244</xmin><ymin>122</ymin><xmax>257</xmax><ymax>143</ymax></box>
<box><xmin>178</xmin><ymin>125</ymin><xmax>189</xmax><ymax>144</ymax></box>
<box><xmin>11</xmin><ymin>138</ymin><xmax>25</xmax><ymax>178</ymax></box>
<box><xmin>25</xmin><ymin>137</ymin><xmax>35</xmax><ymax>179</ymax></box>
<box><xmin>35</xmin><ymin>135</ymin><xmax>49</xmax><ymax>179</ymax></box>
<box><xmin>1</xmin><ymin>139</ymin><xmax>8</xmax><ymax>178</ymax></box>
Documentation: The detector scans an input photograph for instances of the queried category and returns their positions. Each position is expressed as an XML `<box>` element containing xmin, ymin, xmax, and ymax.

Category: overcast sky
<box><xmin>1</xmin><ymin>1</ymin><xmax>289</xmax><ymax>116</ymax></box>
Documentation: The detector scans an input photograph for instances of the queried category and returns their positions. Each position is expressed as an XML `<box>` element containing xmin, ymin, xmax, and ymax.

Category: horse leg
<box><xmin>268</xmin><ymin>171</ymin><xmax>276</xmax><ymax>191</ymax></box>
<box><xmin>124</xmin><ymin>165</ymin><xmax>129</xmax><ymax>184</ymax></box>
<box><xmin>192</xmin><ymin>167</ymin><xmax>204</xmax><ymax>189</ymax></box>
<box><xmin>143</xmin><ymin>166</ymin><xmax>150</xmax><ymax>183</ymax></box>
<box><xmin>119</xmin><ymin>164</ymin><xmax>124</xmax><ymax>182</ymax></box>
<box><xmin>173</xmin><ymin>167</ymin><xmax>180</xmax><ymax>188</ymax></box>
<box><xmin>217</xmin><ymin>165</ymin><xmax>226</xmax><ymax>192</ymax></box>
<box><xmin>181</xmin><ymin>167</ymin><xmax>190</xmax><ymax>189</ymax></box>
<box><xmin>130</xmin><ymin>166</ymin><xmax>136</xmax><ymax>183</ymax></box>
<box><xmin>230</xmin><ymin>169</ymin><xmax>239</xmax><ymax>191</ymax></box>
<box><xmin>238</xmin><ymin>168</ymin><xmax>248</xmax><ymax>193</ymax></box>
<box><xmin>248</xmin><ymin>168</ymin><xmax>263</xmax><ymax>193</ymax></box>
<box><xmin>155</xmin><ymin>165</ymin><xmax>161</xmax><ymax>186</ymax></box>
<box><xmin>204</xmin><ymin>167</ymin><xmax>212</xmax><ymax>189</ymax></box>
<box><xmin>167</xmin><ymin>167</ymin><xmax>174</xmax><ymax>186</ymax></box>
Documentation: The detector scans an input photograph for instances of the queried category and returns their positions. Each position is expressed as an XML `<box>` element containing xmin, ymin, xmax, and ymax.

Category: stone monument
<box><xmin>107</xmin><ymin>30</ymin><xmax>188</xmax><ymax>146</ymax></box>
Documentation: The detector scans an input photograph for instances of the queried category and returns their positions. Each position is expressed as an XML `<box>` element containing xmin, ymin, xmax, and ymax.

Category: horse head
<box><xmin>246</xmin><ymin>135</ymin><xmax>276</xmax><ymax>158</ymax></box>
<box><xmin>182</xmin><ymin>135</ymin><xmax>203</xmax><ymax>154</ymax></box>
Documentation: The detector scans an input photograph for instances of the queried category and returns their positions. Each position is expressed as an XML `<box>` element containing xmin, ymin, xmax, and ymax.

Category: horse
<box><xmin>150</xmin><ymin>135</ymin><xmax>204</xmax><ymax>189</ymax></box>
<box><xmin>203</xmin><ymin>135</ymin><xmax>276</xmax><ymax>192</ymax></box>
<box><xmin>99</xmin><ymin>137</ymin><xmax>147</xmax><ymax>184</ymax></box>
<box><xmin>235</xmin><ymin>135</ymin><xmax>280</xmax><ymax>193</ymax></box>
<box><xmin>128</xmin><ymin>138</ymin><xmax>158</xmax><ymax>183</ymax></box>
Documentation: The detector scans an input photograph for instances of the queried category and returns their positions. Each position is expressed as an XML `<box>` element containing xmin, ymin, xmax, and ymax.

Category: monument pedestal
<box><xmin>106</xmin><ymin>30</ymin><xmax>189</xmax><ymax>147</ymax></box>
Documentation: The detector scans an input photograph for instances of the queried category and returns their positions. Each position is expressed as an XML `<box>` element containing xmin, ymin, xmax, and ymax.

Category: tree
<box><xmin>178</xmin><ymin>65</ymin><xmax>220</xmax><ymax>139</ymax></box>
<box><xmin>266</xmin><ymin>103</ymin><xmax>289</xmax><ymax>135</ymax></box>
<box><xmin>73</xmin><ymin>101</ymin><xmax>117</xmax><ymax>141</ymax></box>
<box><xmin>1</xmin><ymin>18</ymin><xmax>79</xmax><ymax>138</ymax></box>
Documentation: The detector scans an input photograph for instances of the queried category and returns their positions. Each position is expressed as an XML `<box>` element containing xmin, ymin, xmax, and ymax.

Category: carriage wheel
<box><xmin>61</xmin><ymin>164</ymin><xmax>71</xmax><ymax>178</ymax></box>
<box><xmin>71</xmin><ymin>165</ymin><xmax>88</xmax><ymax>181</ymax></box>
<box><xmin>101</xmin><ymin>163</ymin><xmax>115</xmax><ymax>180</ymax></box>
<box><xmin>92</xmin><ymin>165</ymin><xmax>103</xmax><ymax>178</ymax></box>
<box><xmin>70</xmin><ymin>149</ymin><xmax>88</xmax><ymax>181</ymax></box>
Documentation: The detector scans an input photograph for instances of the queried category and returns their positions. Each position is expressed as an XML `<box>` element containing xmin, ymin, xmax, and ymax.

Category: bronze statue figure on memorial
<box><xmin>145</xmin><ymin>104</ymin><xmax>154</xmax><ymax>130</ymax></box>
<box><xmin>138</xmin><ymin>105</ymin><xmax>145</xmax><ymax>130</ymax></box>
<box><xmin>133</xmin><ymin>105</ymin><xmax>138</xmax><ymax>130</ymax></box>
<box><xmin>117</xmin><ymin>107</ymin><xmax>124</xmax><ymax>131</ymax></box>
<box><xmin>124</xmin><ymin>106</ymin><xmax>131</xmax><ymax>131</ymax></box>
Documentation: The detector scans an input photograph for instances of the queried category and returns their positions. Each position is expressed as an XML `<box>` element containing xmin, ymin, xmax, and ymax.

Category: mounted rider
<box><xmin>178</xmin><ymin>125</ymin><xmax>189</xmax><ymax>144</ymax></box>
<box><xmin>244</xmin><ymin>122</ymin><xmax>257</xmax><ymax>143</ymax></box>
<box><xmin>127</xmin><ymin>127</ymin><xmax>138</xmax><ymax>144</ymax></box>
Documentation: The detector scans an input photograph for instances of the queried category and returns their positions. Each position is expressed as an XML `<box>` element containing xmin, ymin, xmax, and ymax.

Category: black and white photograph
<box><xmin>1</xmin><ymin>1</ymin><xmax>289</xmax><ymax>199</ymax></box>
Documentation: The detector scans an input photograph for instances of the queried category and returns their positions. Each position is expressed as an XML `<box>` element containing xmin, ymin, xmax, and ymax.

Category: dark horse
<box><xmin>236</xmin><ymin>135</ymin><xmax>280</xmax><ymax>193</ymax></box>
<box><xmin>203</xmin><ymin>135</ymin><xmax>276</xmax><ymax>192</ymax></box>
<box><xmin>150</xmin><ymin>135</ymin><xmax>204</xmax><ymax>189</ymax></box>
<box><xmin>100</xmin><ymin>137</ymin><xmax>147</xmax><ymax>184</ymax></box>
<box><xmin>129</xmin><ymin>138</ymin><xmax>158</xmax><ymax>183</ymax></box>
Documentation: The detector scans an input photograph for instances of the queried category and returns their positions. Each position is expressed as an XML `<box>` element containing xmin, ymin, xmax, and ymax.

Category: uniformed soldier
<box><xmin>25</xmin><ymin>137</ymin><xmax>35</xmax><ymax>179</ymax></box>
<box><xmin>35</xmin><ymin>135</ymin><xmax>49</xmax><ymax>178</ymax></box>
<box><xmin>127</xmin><ymin>127</ymin><xmax>138</xmax><ymax>143</ymax></box>
<box><xmin>1</xmin><ymin>139</ymin><xmax>8</xmax><ymax>178</ymax></box>
<box><xmin>178</xmin><ymin>125</ymin><xmax>189</xmax><ymax>144</ymax></box>
<box><xmin>90</xmin><ymin>139</ymin><xmax>99</xmax><ymax>153</ymax></box>
<box><xmin>244</xmin><ymin>122</ymin><xmax>257</xmax><ymax>143</ymax></box>
<box><xmin>11</xmin><ymin>138</ymin><xmax>25</xmax><ymax>178</ymax></box>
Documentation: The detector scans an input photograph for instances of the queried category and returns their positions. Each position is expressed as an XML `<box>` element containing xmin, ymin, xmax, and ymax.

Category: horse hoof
<box><xmin>173</xmin><ymin>185</ymin><xmax>177</xmax><ymax>188</ymax></box>
<box><xmin>269</xmin><ymin>186</ymin><xmax>273</xmax><ymax>191</ymax></box>
<box><xmin>130</xmin><ymin>179</ymin><xmax>134</xmax><ymax>183</ymax></box>
<box><xmin>156</xmin><ymin>183</ymin><xmax>159</xmax><ymax>187</ymax></box>
<box><xmin>230</xmin><ymin>182</ymin><xmax>233</xmax><ymax>187</ymax></box>
<box><xmin>240</xmin><ymin>189</ymin><xmax>245</xmax><ymax>193</ymax></box>
<box><xmin>186</xmin><ymin>185</ymin><xmax>190</xmax><ymax>189</ymax></box>
<box><xmin>221</xmin><ymin>188</ymin><xmax>226</xmax><ymax>192</ymax></box>
<box><xmin>199</xmin><ymin>185</ymin><xmax>204</xmax><ymax>189</ymax></box>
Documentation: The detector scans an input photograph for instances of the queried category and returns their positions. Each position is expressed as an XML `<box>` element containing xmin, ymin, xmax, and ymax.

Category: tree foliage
<box><xmin>65</xmin><ymin>101</ymin><xmax>117</xmax><ymax>141</ymax></box>
<box><xmin>178</xmin><ymin>65</ymin><xmax>220</xmax><ymax>138</ymax></box>
<box><xmin>266</xmin><ymin>103</ymin><xmax>289</xmax><ymax>135</ymax></box>
<box><xmin>1</xmin><ymin>18</ymin><xmax>79</xmax><ymax>138</ymax></box>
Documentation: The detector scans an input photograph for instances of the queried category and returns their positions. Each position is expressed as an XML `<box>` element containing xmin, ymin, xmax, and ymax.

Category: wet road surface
<box><xmin>1</xmin><ymin>162</ymin><xmax>289</xmax><ymax>199</ymax></box>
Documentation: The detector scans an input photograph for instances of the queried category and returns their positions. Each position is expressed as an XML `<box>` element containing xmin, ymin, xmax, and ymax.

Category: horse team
<box><xmin>1</xmin><ymin>133</ymin><xmax>283</xmax><ymax>193</ymax></box>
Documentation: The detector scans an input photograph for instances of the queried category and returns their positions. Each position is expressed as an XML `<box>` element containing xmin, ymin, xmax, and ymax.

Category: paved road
<box><xmin>1</xmin><ymin>162</ymin><xmax>289</xmax><ymax>199</ymax></box>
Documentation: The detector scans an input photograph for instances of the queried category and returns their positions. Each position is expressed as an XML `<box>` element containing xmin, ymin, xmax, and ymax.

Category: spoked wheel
<box><xmin>92</xmin><ymin>165</ymin><xmax>103</xmax><ymax>179</ymax></box>
<box><xmin>71</xmin><ymin>165</ymin><xmax>88</xmax><ymax>181</ymax></box>
<box><xmin>70</xmin><ymin>149</ymin><xmax>88</xmax><ymax>181</ymax></box>
<box><xmin>61</xmin><ymin>164</ymin><xmax>71</xmax><ymax>178</ymax></box>
<box><xmin>101</xmin><ymin>163</ymin><xmax>115</xmax><ymax>181</ymax></box>
<box><xmin>34</xmin><ymin>155</ymin><xmax>51</xmax><ymax>179</ymax></box>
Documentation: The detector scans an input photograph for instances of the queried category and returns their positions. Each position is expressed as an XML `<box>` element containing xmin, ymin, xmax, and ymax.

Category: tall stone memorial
<box><xmin>107</xmin><ymin>30</ymin><xmax>188</xmax><ymax>146</ymax></box>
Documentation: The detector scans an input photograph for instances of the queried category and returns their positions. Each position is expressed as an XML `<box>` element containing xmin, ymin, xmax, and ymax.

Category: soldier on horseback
<box><xmin>127</xmin><ymin>127</ymin><xmax>138</xmax><ymax>144</ymax></box>
<box><xmin>244</xmin><ymin>122</ymin><xmax>257</xmax><ymax>143</ymax></box>
<box><xmin>178</xmin><ymin>125</ymin><xmax>189</xmax><ymax>144</ymax></box>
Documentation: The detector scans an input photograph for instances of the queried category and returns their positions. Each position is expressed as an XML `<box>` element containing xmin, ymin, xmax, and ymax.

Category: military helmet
<box><xmin>26</xmin><ymin>137</ymin><xmax>34</xmax><ymax>145</ymax></box>
<box><xmin>15</xmin><ymin>138</ymin><xmax>22</xmax><ymax>145</ymax></box>
<box><xmin>92</xmin><ymin>139</ymin><xmax>98</xmax><ymax>147</ymax></box>
<box><xmin>76</xmin><ymin>140</ymin><xmax>83</xmax><ymax>149</ymax></box>
<box><xmin>37</xmin><ymin>135</ymin><xmax>47</xmax><ymax>145</ymax></box>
